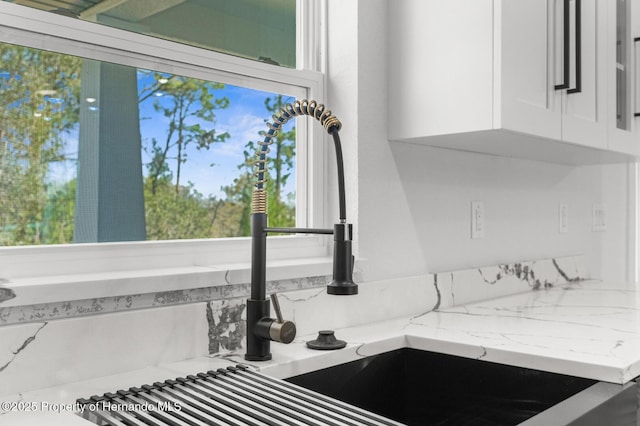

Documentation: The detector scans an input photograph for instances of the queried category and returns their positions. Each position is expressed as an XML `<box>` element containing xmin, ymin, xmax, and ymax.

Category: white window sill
<box><xmin>0</xmin><ymin>256</ymin><xmax>334</xmax><ymax>308</ymax></box>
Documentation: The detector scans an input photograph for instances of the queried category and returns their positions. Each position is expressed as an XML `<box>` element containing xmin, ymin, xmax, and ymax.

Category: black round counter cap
<box><xmin>306</xmin><ymin>330</ymin><xmax>347</xmax><ymax>350</ymax></box>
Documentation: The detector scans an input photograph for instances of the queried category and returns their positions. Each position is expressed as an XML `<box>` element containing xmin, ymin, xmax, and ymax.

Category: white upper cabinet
<box><xmin>388</xmin><ymin>0</ymin><xmax>636</xmax><ymax>164</ymax></box>
<box><xmin>558</xmin><ymin>0</ymin><xmax>608</xmax><ymax>149</ymax></box>
<box><xmin>388</xmin><ymin>0</ymin><xmax>495</xmax><ymax>139</ymax></box>
<box><xmin>608</xmin><ymin>0</ymin><xmax>640</xmax><ymax>155</ymax></box>
<box><xmin>499</xmin><ymin>0</ymin><xmax>563</xmax><ymax>143</ymax></box>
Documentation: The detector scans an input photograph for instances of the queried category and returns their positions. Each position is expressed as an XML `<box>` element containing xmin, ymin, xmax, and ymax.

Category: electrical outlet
<box><xmin>471</xmin><ymin>201</ymin><xmax>485</xmax><ymax>239</ymax></box>
<box><xmin>592</xmin><ymin>204</ymin><xmax>606</xmax><ymax>232</ymax></box>
<box><xmin>558</xmin><ymin>203</ymin><xmax>568</xmax><ymax>234</ymax></box>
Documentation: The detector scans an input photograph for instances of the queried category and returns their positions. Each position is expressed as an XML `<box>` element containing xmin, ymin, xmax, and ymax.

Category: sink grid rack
<box><xmin>76</xmin><ymin>364</ymin><xmax>405</xmax><ymax>426</ymax></box>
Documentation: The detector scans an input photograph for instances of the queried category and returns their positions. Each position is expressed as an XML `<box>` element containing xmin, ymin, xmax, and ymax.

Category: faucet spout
<box><xmin>245</xmin><ymin>99</ymin><xmax>357</xmax><ymax>361</ymax></box>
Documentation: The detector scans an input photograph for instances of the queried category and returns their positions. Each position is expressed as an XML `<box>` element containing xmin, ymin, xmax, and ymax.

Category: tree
<box><xmin>139</xmin><ymin>73</ymin><xmax>230</xmax><ymax>195</ymax></box>
<box><xmin>0</xmin><ymin>44</ymin><xmax>296</xmax><ymax>245</ymax></box>
<box><xmin>137</xmin><ymin>72</ymin><xmax>234</xmax><ymax>240</ymax></box>
<box><xmin>261</xmin><ymin>95</ymin><xmax>296</xmax><ymax>229</ymax></box>
<box><xmin>264</xmin><ymin>95</ymin><xmax>296</xmax><ymax>202</ymax></box>
<box><xmin>221</xmin><ymin>95</ymin><xmax>296</xmax><ymax>236</ymax></box>
<box><xmin>0</xmin><ymin>45</ymin><xmax>81</xmax><ymax>245</ymax></box>
<box><xmin>143</xmin><ymin>176</ymin><xmax>217</xmax><ymax>240</ymax></box>
<box><xmin>219</xmin><ymin>156</ymin><xmax>255</xmax><ymax>236</ymax></box>
<box><xmin>42</xmin><ymin>179</ymin><xmax>76</xmax><ymax>244</ymax></box>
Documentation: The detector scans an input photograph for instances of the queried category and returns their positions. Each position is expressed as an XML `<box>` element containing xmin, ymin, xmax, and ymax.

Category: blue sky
<box><xmin>138</xmin><ymin>74</ymin><xmax>296</xmax><ymax>199</ymax></box>
<box><xmin>49</xmin><ymin>72</ymin><xmax>296</xmax><ymax>200</ymax></box>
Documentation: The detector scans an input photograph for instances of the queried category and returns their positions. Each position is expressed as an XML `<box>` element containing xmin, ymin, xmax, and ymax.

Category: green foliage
<box><xmin>144</xmin><ymin>177</ymin><xmax>218</xmax><ymax>240</ymax></box>
<box><xmin>264</xmin><ymin>95</ymin><xmax>296</xmax><ymax>198</ymax></box>
<box><xmin>144</xmin><ymin>93</ymin><xmax>297</xmax><ymax>240</ymax></box>
<box><xmin>220</xmin><ymin>163</ymin><xmax>254</xmax><ymax>237</ymax></box>
<box><xmin>263</xmin><ymin>95</ymin><xmax>296</xmax><ymax>230</ymax></box>
<box><xmin>139</xmin><ymin>72</ymin><xmax>230</xmax><ymax>195</ymax></box>
<box><xmin>0</xmin><ymin>44</ymin><xmax>297</xmax><ymax>245</ymax></box>
<box><xmin>222</xmin><ymin>94</ymin><xmax>296</xmax><ymax>235</ymax></box>
<box><xmin>42</xmin><ymin>179</ymin><xmax>76</xmax><ymax>244</ymax></box>
<box><xmin>0</xmin><ymin>45</ymin><xmax>82</xmax><ymax>245</ymax></box>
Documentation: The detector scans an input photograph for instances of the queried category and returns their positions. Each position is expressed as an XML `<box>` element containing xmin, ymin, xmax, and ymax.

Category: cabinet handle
<box><xmin>555</xmin><ymin>0</ymin><xmax>581</xmax><ymax>94</ymax></box>
<box><xmin>567</xmin><ymin>0</ymin><xmax>582</xmax><ymax>94</ymax></box>
<box><xmin>635</xmin><ymin>37</ymin><xmax>640</xmax><ymax>117</ymax></box>
<box><xmin>555</xmin><ymin>0</ymin><xmax>570</xmax><ymax>90</ymax></box>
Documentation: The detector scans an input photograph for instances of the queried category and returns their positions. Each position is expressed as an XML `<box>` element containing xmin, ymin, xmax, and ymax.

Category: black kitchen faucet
<box><xmin>245</xmin><ymin>99</ymin><xmax>357</xmax><ymax>361</ymax></box>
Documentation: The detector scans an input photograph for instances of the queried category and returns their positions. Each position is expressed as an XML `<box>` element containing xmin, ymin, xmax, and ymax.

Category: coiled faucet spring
<box><xmin>246</xmin><ymin>99</ymin><xmax>356</xmax><ymax>361</ymax></box>
<box><xmin>252</xmin><ymin>99</ymin><xmax>342</xmax><ymax>215</ymax></box>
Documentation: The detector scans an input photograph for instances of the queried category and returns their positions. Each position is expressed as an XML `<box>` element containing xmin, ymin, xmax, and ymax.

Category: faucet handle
<box><xmin>270</xmin><ymin>293</ymin><xmax>285</xmax><ymax>323</ymax></box>
<box><xmin>269</xmin><ymin>293</ymin><xmax>296</xmax><ymax>344</ymax></box>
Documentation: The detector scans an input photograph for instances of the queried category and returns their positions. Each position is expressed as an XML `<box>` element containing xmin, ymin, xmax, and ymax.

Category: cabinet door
<box><xmin>562</xmin><ymin>0</ymin><xmax>608</xmax><ymax>149</ymax></box>
<box><xmin>388</xmin><ymin>0</ymin><xmax>494</xmax><ymax>141</ymax></box>
<box><xmin>500</xmin><ymin>0</ymin><xmax>562</xmax><ymax>140</ymax></box>
<box><xmin>607</xmin><ymin>0</ymin><xmax>639</xmax><ymax>155</ymax></box>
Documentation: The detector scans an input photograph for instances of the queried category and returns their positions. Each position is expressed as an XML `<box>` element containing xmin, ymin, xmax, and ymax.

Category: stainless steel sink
<box><xmin>286</xmin><ymin>348</ymin><xmax>636</xmax><ymax>426</ymax></box>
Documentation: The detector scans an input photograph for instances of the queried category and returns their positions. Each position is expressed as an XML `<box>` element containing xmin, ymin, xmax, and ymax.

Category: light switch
<box><xmin>559</xmin><ymin>203</ymin><xmax>568</xmax><ymax>234</ymax></box>
<box><xmin>592</xmin><ymin>204</ymin><xmax>606</xmax><ymax>232</ymax></box>
<box><xmin>471</xmin><ymin>201</ymin><xmax>485</xmax><ymax>239</ymax></box>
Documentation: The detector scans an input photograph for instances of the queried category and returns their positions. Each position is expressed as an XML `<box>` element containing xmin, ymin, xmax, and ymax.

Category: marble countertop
<box><xmin>3</xmin><ymin>279</ymin><xmax>640</xmax><ymax>424</ymax></box>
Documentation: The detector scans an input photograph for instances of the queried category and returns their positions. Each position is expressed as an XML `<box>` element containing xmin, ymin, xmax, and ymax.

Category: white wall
<box><xmin>389</xmin><ymin>144</ymin><xmax>633</xmax><ymax>281</ymax></box>
<box><xmin>327</xmin><ymin>0</ymin><xmax>634</xmax><ymax>283</ymax></box>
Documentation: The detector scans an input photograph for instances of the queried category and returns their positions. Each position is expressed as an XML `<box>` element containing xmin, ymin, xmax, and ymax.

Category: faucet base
<box><xmin>327</xmin><ymin>283</ymin><xmax>358</xmax><ymax>295</ymax></box>
<box><xmin>245</xmin><ymin>298</ymin><xmax>273</xmax><ymax>361</ymax></box>
<box><xmin>245</xmin><ymin>353</ymin><xmax>273</xmax><ymax>362</ymax></box>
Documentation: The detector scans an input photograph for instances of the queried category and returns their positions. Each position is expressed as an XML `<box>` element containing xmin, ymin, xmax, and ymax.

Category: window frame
<box><xmin>0</xmin><ymin>1</ymin><xmax>330</xmax><ymax>297</ymax></box>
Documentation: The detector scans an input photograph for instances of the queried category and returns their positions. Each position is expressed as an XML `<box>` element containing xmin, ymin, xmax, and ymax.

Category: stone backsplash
<box><xmin>0</xmin><ymin>255</ymin><xmax>586</xmax><ymax>396</ymax></box>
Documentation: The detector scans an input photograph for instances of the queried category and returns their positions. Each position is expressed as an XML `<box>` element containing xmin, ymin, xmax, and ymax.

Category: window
<box><xmin>5</xmin><ymin>0</ymin><xmax>296</xmax><ymax>68</ymax></box>
<box><xmin>0</xmin><ymin>44</ymin><xmax>297</xmax><ymax>245</ymax></box>
<box><xmin>0</xmin><ymin>1</ymin><xmax>326</xmax><ymax>284</ymax></box>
